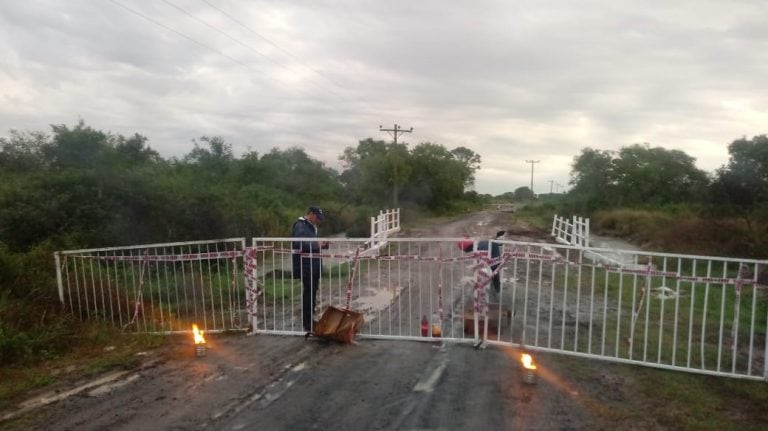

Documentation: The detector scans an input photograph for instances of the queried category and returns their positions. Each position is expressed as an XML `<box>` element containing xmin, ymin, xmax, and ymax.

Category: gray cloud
<box><xmin>1</xmin><ymin>0</ymin><xmax>766</xmax><ymax>195</ymax></box>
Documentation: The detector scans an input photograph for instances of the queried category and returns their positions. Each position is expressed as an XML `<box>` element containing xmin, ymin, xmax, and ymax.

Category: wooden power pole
<box><xmin>379</xmin><ymin>124</ymin><xmax>413</xmax><ymax>208</ymax></box>
<box><xmin>525</xmin><ymin>159</ymin><xmax>540</xmax><ymax>197</ymax></box>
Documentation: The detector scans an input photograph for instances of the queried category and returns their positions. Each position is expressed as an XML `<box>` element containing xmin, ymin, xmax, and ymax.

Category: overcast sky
<box><xmin>1</xmin><ymin>0</ymin><xmax>766</xmax><ymax>195</ymax></box>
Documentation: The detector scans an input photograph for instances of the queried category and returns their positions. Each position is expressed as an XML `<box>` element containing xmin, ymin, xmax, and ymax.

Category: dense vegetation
<box><xmin>563</xmin><ymin>137</ymin><xmax>768</xmax><ymax>257</ymax></box>
<box><xmin>0</xmin><ymin>120</ymin><xmax>482</xmax><ymax>366</ymax></box>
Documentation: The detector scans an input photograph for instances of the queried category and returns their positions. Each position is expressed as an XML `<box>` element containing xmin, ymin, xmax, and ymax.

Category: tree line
<box><xmin>0</xmin><ymin>121</ymin><xmax>482</xmax><ymax>255</ymax></box>
<box><xmin>565</xmin><ymin>136</ymin><xmax>768</xmax><ymax>255</ymax></box>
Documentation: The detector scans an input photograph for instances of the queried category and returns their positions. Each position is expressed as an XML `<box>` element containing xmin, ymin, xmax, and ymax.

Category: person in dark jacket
<box><xmin>292</xmin><ymin>206</ymin><xmax>329</xmax><ymax>332</ymax></box>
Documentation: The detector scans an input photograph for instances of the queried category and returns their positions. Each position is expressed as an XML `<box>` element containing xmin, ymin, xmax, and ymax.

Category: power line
<box><xmin>163</xmin><ymin>0</ymin><xmax>350</xmax><ymax>104</ymax></box>
<box><xmin>198</xmin><ymin>0</ymin><xmax>388</xmax><ymax>119</ymax></box>
<box><xmin>199</xmin><ymin>0</ymin><xmax>345</xmax><ymax>90</ymax></box>
<box><xmin>108</xmin><ymin>0</ymin><xmax>259</xmax><ymax>73</ymax></box>
<box><xmin>161</xmin><ymin>0</ymin><xmax>290</xmax><ymax>70</ymax></box>
<box><xmin>108</xmin><ymin>0</ymin><xmax>419</xmax><ymax>148</ymax></box>
<box><xmin>108</xmin><ymin>0</ymin><xmax>348</xmax><ymax>114</ymax></box>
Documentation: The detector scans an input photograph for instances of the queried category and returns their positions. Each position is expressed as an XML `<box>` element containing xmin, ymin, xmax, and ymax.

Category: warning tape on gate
<box><xmin>598</xmin><ymin>263</ymin><xmax>762</xmax><ymax>287</ymax></box>
<box><xmin>68</xmin><ymin>246</ymin><xmax>277</xmax><ymax>262</ymax></box>
<box><xmin>67</xmin><ymin>244</ymin><xmax>763</xmax><ymax>289</ymax></box>
<box><xmin>472</xmin><ymin>252</ymin><xmax>515</xmax><ymax>315</ymax></box>
<box><xmin>243</xmin><ymin>247</ymin><xmax>260</xmax><ymax>316</ymax></box>
<box><xmin>70</xmin><ymin>250</ymin><xmax>245</xmax><ymax>262</ymax></box>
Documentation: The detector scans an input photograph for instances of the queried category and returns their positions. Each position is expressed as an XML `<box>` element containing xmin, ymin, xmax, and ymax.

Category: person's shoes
<box><xmin>304</xmin><ymin>320</ymin><xmax>319</xmax><ymax>333</ymax></box>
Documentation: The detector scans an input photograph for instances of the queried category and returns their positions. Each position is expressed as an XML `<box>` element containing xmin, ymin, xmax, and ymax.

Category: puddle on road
<box><xmin>352</xmin><ymin>285</ymin><xmax>404</xmax><ymax>321</ymax></box>
<box><xmin>585</xmin><ymin>234</ymin><xmax>641</xmax><ymax>266</ymax></box>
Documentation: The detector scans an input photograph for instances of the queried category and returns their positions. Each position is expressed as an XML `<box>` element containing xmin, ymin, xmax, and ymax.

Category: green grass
<box><xmin>512</xmin><ymin>202</ymin><xmax>557</xmax><ymax>230</ymax></box>
<box><xmin>528</xmin><ymin>260</ymin><xmax>767</xmax><ymax>375</ymax></box>
<box><xmin>543</xmin><ymin>352</ymin><xmax>768</xmax><ymax>430</ymax></box>
<box><xmin>0</xmin><ymin>323</ymin><xmax>165</xmax><ymax>410</ymax></box>
<box><xmin>60</xmin><ymin>251</ymin><xmax>368</xmax><ymax>334</ymax></box>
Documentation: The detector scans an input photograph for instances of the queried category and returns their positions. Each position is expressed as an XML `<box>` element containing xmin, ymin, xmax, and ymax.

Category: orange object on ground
<box><xmin>310</xmin><ymin>305</ymin><xmax>364</xmax><ymax>344</ymax></box>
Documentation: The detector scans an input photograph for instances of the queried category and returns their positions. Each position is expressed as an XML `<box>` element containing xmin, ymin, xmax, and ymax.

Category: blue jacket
<box><xmin>292</xmin><ymin>217</ymin><xmax>322</xmax><ymax>279</ymax></box>
<box><xmin>476</xmin><ymin>240</ymin><xmax>501</xmax><ymax>269</ymax></box>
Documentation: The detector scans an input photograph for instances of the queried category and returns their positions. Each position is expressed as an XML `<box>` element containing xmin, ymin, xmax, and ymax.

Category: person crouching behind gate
<box><xmin>292</xmin><ymin>206</ymin><xmax>329</xmax><ymax>332</ymax></box>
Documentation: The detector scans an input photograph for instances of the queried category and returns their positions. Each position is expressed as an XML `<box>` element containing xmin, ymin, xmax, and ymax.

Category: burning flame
<box><xmin>521</xmin><ymin>353</ymin><xmax>536</xmax><ymax>370</ymax></box>
<box><xmin>192</xmin><ymin>324</ymin><xmax>206</xmax><ymax>345</ymax></box>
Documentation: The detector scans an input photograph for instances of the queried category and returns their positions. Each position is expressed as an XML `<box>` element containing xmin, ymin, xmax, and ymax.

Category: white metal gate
<box><xmin>56</xmin><ymin>236</ymin><xmax>768</xmax><ymax>380</ymax></box>
<box><xmin>55</xmin><ymin>238</ymin><xmax>249</xmax><ymax>333</ymax></box>
<box><xmin>249</xmin><ymin>237</ymin><xmax>768</xmax><ymax>381</ymax></box>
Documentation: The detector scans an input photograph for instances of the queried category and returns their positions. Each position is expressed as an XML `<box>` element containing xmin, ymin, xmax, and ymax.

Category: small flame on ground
<box><xmin>521</xmin><ymin>353</ymin><xmax>536</xmax><ymax>370</ymax></box>
<box><xmin>192</xmin><ymin>324</ymin><xmax>206</xmax><ymax>344</ymax></box>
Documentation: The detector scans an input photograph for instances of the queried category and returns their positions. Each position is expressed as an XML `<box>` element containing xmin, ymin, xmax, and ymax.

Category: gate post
<box><xmin>584</xmin><ymin>217</ymin><xmax>590</xmax><ymax>248</ymax></box>
<box><xmin>245</xmin><ymin>238</ymin><xmax>259</xmax><ymax>334</ymax></box>
<box><xmin>54</xmin><ymin>252</ymin><xmax>64</xmax><ymax>304</ymax></box>
<box><xmin>551</xmin><ymin>214</ymin><xmax>558</xmax><ymax>237</ymax></box>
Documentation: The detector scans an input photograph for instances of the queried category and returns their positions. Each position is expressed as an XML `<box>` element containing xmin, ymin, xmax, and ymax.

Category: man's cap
<box><xmin>308</xmin><ymin>206</ymin><xmax>325</xmax><ymax>220</ymax></box>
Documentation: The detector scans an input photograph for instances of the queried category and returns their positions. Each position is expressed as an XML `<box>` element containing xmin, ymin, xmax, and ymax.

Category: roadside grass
<box><xmin>559</xmin><ymin>265</ymin><xmax>767</xmax><ymax>374</ymax></box>
<box><xmin>0</xmin><ymin>322</ymin><xmax>165</xmax><ymax>411</ymax></box>
<box><xmin>592</xmin><ymin>208</ymin><xmax>763</xmax><ymax>258</ymax></box>
<box><xmin>543</xmin><ymin>352</ymin><xmax>768</xmax><ymax>430</ymax></box>
<box><xmin>510</xmin><ymin>202</ymin><xmax>556</xmax><ymax>231</ymax></box>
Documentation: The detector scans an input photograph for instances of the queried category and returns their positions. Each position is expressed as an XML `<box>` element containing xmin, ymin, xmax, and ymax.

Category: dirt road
<box><xmin>6</xmin><ymin>333</ymin><xmax>604</xmax><ymax>431</ymax></box>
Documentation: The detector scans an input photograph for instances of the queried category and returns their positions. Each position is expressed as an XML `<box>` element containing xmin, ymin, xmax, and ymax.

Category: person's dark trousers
<box><xmin>491</xmin><ymin>265</ymin><xmax>500</xmax><ymax>293</ymax></box>
<box><xmin>302</xmin><ymin>275</ymin><xmax>319</xmax><ymax>331</ymax></box>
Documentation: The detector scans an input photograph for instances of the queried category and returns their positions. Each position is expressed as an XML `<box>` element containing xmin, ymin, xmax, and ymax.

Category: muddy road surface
<box><xmin>2</xmin><ymin>211</ymin><xmax>706</xmax><ymax>430</ymax></box>
<box><xmin>6</xmin><ymin>334</ymin><xmax>602</xmax><ymax>431</ymax></box>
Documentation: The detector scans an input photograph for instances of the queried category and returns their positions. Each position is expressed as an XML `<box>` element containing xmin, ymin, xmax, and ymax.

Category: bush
<box><xmin>591</xmin><ymin>208</ymin><xmax>763</xmax><ymax>258</ymax></box>
<box><xmin>0</xmin><ymin>293</ymin><xmax>75</xmax><ymax>365</ymax></box>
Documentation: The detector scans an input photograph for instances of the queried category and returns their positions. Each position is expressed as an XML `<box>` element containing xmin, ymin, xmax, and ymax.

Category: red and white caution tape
<box><xmin>344</xmin><ymin>247</ymin><xmax>361</xmax><ymax>310</ymax></box>
<box><xmin>123</xmin><ymin>250</ymin><xmax>150</xmax><ymax>329</ymax></box>
<box><xmin>243</xmin><ymin>247</ymin><xmax>260</xmax><ymax>317</ymax></box>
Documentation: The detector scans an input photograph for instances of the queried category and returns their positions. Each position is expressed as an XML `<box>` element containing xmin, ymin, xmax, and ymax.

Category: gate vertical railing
<box><xmin>56</xmin><ymin>235</ymin><xmax>768</xmax><ymax>381</ymax></box>
<box><xmin>55</xmin><ymin>238</ymin><xmax>248</xmax><ymax>333</ymax></box>
<box><xmin>367</xmin><ymin>208</ymin><xmax>400</xmax><ymax>251</ymax></box>
<box><xmin>552</xmin><ymin>214</ymin><xmax>590</xmax><ymax>248</ymax></box>
<box><xmin>249</xmin><ymin>237</ymin><xmax>767</xmax><ymax>381</ymax></box>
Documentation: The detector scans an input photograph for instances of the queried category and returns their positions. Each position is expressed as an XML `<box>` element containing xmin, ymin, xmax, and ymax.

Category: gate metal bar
<box><xmin>552</xmin><ymin>214</ymin><xmax>590</xmax><ymax>248</ymax></box>
<box><xmin>55</xmin><ymin>236</ymin><xmax>768</xmax><ymax>380</ymax></box>
<box><xmin>251</xmin><ymin>237</ymin><xmax>767</xmax><ymax>381</ymax></box>
<box><xmin>55</xmin><ymin>238</ymin><xmax>248</xmax><ymax>333</ymax></box>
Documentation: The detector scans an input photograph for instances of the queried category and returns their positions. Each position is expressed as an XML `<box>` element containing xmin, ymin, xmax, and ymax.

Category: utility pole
<box><xmin>525</xmin><ymin>160</ymin><xmax>540</xmax><ymax>197</ymax></box>
<box><xmin>549</xmin><ymin>179</ymin><xmax>554</xmax><ymax>194</ymax></box>
<box><xmin>379</xmin><ymin>124</ymin><xmax>413</xmax><ymax>146</ymax></box>
<box><xmin>380</xmin><ymin>124</ymin><xmax>413</xmax><ymax>208</ymax></box>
